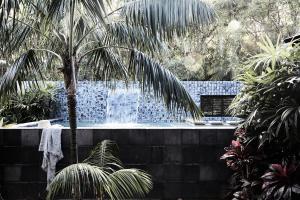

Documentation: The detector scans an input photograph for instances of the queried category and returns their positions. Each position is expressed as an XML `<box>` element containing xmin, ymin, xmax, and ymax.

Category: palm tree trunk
<box><xmin>63</xmin><ymin>57</ymin><xmax>81</xmax><ymax>200</ymax></box>
<box><xmin>67</xmin><ymin>84</ymin><xmax>77</xmax><ymax>164</ymax></box>
<box><xmin>63</xmin><ymin>57</ymin><xmax>78</xmax><ymax>165</ymax></box>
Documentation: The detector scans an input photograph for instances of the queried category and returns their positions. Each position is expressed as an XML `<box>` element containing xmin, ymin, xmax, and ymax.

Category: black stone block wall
<box><xmin>0</xmin><ymin>128</ymin><xmax>234</xmax><ymax>200</ymax></box>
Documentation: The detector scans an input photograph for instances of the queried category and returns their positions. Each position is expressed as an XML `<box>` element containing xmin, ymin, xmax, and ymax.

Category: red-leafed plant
<box><xmin>261</xmin><ymin>164</ymin><xmax>300</xmax><ymax>200</ymax></box>
<box><xmin>221</xmin><ymin>37</ymin><xmax>300</xmax><ymax>200</ymax></box>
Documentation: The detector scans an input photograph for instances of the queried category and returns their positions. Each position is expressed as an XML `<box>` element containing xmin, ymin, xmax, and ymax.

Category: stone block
<box><xmin>198</xmin><ymin>181</ymin><xmax>223</xmax><ymax>199</ymax></box>
<box><xmin>164</xmin><ymin>182</ymin><xmax>182</xmax><ymax>199</ymax></box>
<box><xmin>182</xmin><ymin>146</ymin><xmax>199</xmax><ymax>164</ymax></box>
<box><xmin>21</xmin><ymin>165</ymin><xmax>40</xmax><ymax>181</ymax></box>
<box><xmin>119</xmin><ymin>146</ymin><xmax>151</xmax><ymax>164</ymax></box>
<box><xmin>199</xmin><ymin>146</ymin><xmax>218</xmax><ymax>162</ymax></box>
<box><xmin>199</xmin><ymin>163</ymin><xmax>221</xmax><ymax>181</ymax></box>
<box><xmin>148</xmin><ymin>165</ymin><xmax>164</xmax><ymax>182</ymax></box>
<box><xmin>128</xmin><ymin>129</ymin><xmax>147</xmax><ymax>145</ymax></box>
<box><xmin>151</xmin><ymin>146</ymin><xmax>164</xmax><ymax>164</ymax></box>
<box><xmin>1</xmin><ymin>147</ymin><xmax>22</xmax><ymax>164</ymax></box>
<box><xmin>149</xmin><ymin>182</ymin><xmax>164</xmax><ymax>199</ymax></box>
<box><xmin>0</xmin><ymin>129</ymin><xmax>3</xmax><ymax>145</ymax></box>
<box><xmin>3</xmin><ymin>129</ymin><xmax>21</xmax><ymax>146</ymax></box>
<box><xmin>111</xmin><ymin>130</ymin><xmax>129</xmax><ymax>145</ymax></box>
<box><xmin>164</xmin><ymin>130</ymin><xmax>181</xmax><ymax>145</ymax></box>
<box><xmin>21</xmin><ymin>129</ymin><xmax>40</xmax><ymax>146</ymax></box>
<box><xmin>147</xmin><ymin>130</ymin><xmax>164</xmax><ymax>145</ymax></box>
<box><xmin>2</xmin><ymin>183</ymin><xmax>23</xmax><ymax>199</ymax></box>
<box><xmin>164</xmin><ymin>164</ymin><xmax>182</xmax><ymax>181</ymax></box>
<box><xmin>199</xmin><ymin>130</ymin><xmax>217</xmax><ymax>145</ymax></box>
<box><xmin>182</xmin><ymin>130</ymin><xmax>199</xmax><ymax>144</ymax></box>
<box><xmin>164</xmin><ymin>146</ymin><xmax>182</xmax><ymax>163</ymax></box>
<box><xmin>182</xmin><ymin>183</ymin><xmax>200</xmax><ymax>199</ymax></box>
<box><xmin>4</xmin><ymin>166</ymin><xmax>21</xmax><ymax>181</ymax></box>
<box><xmin>217</xmin><ymin>129</ymin><xmax>234</xmax><ymax>145</ymax></box>
<box><xmin>77</xmin><ymin>129</ymin><xmax>93</xmax><ymax>146</ymax></box>
<box><xmin>61</xmin><ymin>129</ymin><xmax>70</xmax><ymax>146</ymax></box>
<box><xmin>182</xmin><ymin>165</ymin><xmax>200</xmax><ymax>182</ymax></box>
<box><xmin>78</xmin><ymin>146</ymin><xmax>93</xmax><ymax>161</ymax></box>
<box><xmin>93</xmin><ymin>129</ymin><xmax>113</xmax><ymax>145</ymax></box>
<box><xmin>21</xmin><ymin>147</ymin><xmax>43</xmax><ymax>164</ymax></box>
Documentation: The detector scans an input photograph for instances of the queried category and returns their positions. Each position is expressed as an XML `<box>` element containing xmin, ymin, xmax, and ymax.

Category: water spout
<box><xmin>106</xmin><ymin>88</ymin><xmax>140</xmax><ymax>123</ymax></box>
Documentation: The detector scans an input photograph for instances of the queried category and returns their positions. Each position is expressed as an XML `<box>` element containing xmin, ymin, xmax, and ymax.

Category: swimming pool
<box><xmin>14</xmin><ymin>119</ymin><xmax>240</xmax><ymax>129</ymax></box>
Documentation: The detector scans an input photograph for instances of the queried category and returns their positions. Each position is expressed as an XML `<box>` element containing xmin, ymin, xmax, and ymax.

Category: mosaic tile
<box><xmin>54</xmin><ymin>81</ymin><xmax>242</xmax><ymax>122</ymax></box>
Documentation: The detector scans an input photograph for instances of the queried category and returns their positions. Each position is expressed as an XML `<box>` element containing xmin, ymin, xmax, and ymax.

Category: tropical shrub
<box><xmin>0</xmin><ymin>84</ymin><xmax>57</xmax><ymax>124</ymax></box>
<box><xmin>221</xmin><ymin>36</ymin><xmax>300</xmax><ymax>200</ymax></box>
<box><xmin>47</xmin><ymin>140</ymin><xmax>152</xmax><ymax>200</ymax></box>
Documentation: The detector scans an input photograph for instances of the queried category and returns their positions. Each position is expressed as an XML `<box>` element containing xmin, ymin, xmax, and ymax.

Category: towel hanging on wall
<box><xmin>38</xmin><ymin>124</ymin><xmax>63</xmax><ymax>190</ymax></box>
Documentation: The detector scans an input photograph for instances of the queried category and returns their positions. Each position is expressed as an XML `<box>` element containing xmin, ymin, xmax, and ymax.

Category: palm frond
<box><xmin>107</xmin><ymin>169</ymin><xmax>153</xmax><ymax>199</ymax></box>
<box><xmin>46</xmin><ymin>0</ymin><xmax>67</xmax><ymax>22</ymax></box>
<box><xmin>0</xmin><ymin>22</ymin><xmax>32</xmax><ymax>55</ymax></box>
<box><xmin>0</xmin><ymin>0</ymin><xmax>20</xmax><ymax>28</ymax></box>
<box><xmin>249</xmin><ymin>35</ymin><xmax>291</xmax><ymax>71</ymax></box>
<box><xmin>105</xmin><ymin>22</ymin><xmax>165</xmax><ymax>53</ymax></box>
<box><xmin>122</xmin><ymin>0</ymin><xmax>216</xmax><ymax>39</ymax></box>
<box><xmin>46</xmin><ymin>163</ymin><xmax>110</xmax><ymax>200</ymax></box>
<box><xmin>79</xmin><ymin>0</ymin><xmax>111</xmax><ymax>24</ymax></box>
<box><xmin>0</xmin><ymin>50</ymin><xmax>43</xmax><ymax>102</ymax></box>
<box><xmin>84</xmin><ymin>140</ymin><xmax>123</xmax><ymax>169</ymax></box>
<box><xmin>129</xmin><ymin>49</ymin><xmax>202</xmax><ymax>119</ymax></box>
<box><xmin>47</xmin><ymin>140</ymin><xmax>153</xmax><ymax>200</ymax></box>
<box><xmin>80</xmin><ymin>42</ymin><xmax>128</xmax><ymax>81</ymax></box>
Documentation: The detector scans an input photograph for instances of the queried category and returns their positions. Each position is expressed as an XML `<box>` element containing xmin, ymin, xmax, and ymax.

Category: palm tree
<box><xmin>47</xmin><ymin>140</ymin><xmax>152</xmax><ymax>200</ymax></box>
<box><xmin>0</xmin><ymin>0</ymin><xmax>215</xmax><ymax>165</ymax></box>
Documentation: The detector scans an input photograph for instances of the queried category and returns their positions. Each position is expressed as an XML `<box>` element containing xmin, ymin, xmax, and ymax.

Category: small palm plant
<box><xmin>47</xmin><ymin>140</ymin><xmax>152</xmax><ymax>200</ymax></box>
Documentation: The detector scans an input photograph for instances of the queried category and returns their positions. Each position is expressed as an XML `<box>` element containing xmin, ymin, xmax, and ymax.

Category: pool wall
<box><xmin>55</xmin><ymin>81</ymin><xmax>242</xmax><ymax>122</ymax></box>
<box><xmin>0</xmin><ymin>127</ymin><xmax>234</xmax><ymax>200</ymax></box>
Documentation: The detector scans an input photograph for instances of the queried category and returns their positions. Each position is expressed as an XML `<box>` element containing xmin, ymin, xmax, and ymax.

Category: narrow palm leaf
<box><xmin>84</xmin><ymin>140</ymin><xmax>123</xmax><ymax>169</ymax></box>
<box><xmin>106</xmin><ymin>22</ymin><xmax>165</xmax><ymax>53</ymax></box>
<box><xmin>80</xmin><ymin>42</ymin><xmax>128</xmax><ymax>81</ymax></box>
<box><xmin>129</xmin><ymin>49</ymin><xmax>202</xmax><ymax>119</ymax></box>
<box><xmin>122</xmin><ymin>0</ymin><xmax>216</xmax><ymax>39</ymax></box>
<box><xmin>106</xmin><ymin>169</ymin><xmax>153</xmax><ymax>199</ymax></box>
<box><xmin>0</xmin><ymin>50</ymin><xmax>43</xmax><ymax>102</ymax></box>
<box><xmin>46</xmin><ymin>163</ymin><xmax>110</xmax><ymax>200</ymax></box>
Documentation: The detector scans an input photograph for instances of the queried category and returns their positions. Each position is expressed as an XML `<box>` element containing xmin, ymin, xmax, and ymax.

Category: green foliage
<box><xmin>47</xmin><ymin>140</ymin><xmax>152</xmax><ymax>200</ymax></box>
<box><xmin>0</xmin><ymin>84</ymin><xmax>57</xmax><ymax>124</ymax></box>
<box><xmin>221</xmin><ymin>37</ymin><xmax>300</xmax><ymax>199</ymax></box>
<box><xmin>162</xmin><ymin>0</ymin><xmax>300</xmax><ymax>81</ymax></box>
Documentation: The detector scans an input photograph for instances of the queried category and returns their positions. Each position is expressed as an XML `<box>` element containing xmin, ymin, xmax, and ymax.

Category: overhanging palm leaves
<box><xmin>47</xmin><ymin>140</ymin><xmax>153</xmax><ymax>200</ymax></box>
<box><xmin>122</xmin><ymin>0</ymin><xmax>216</xmax><ymax>38</ymax></box>
<box><xmin>105</xmin><ymin>22</ymin><xmax>164</xmax><ymax>53</ymax></box>
<box><xmin>0</xmin><ymin>0</ymin><xmax>20</xmax><ymax>28</ymax></box>
<box><xmin>129</xmin><ymin>49</ymin><xmax>201</xmax><ymax>118</ymax></box>
<box><xmin>0</xmin><ymin>50</ymin><xmax>43</xmax><ymax>102</ymax></box>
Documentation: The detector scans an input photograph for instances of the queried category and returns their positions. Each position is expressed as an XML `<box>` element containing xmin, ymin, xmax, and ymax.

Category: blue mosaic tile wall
<box><xmin>54</xmin><ymin>81</ymin><xmax>243</xmax><ymax>122</ymax></box>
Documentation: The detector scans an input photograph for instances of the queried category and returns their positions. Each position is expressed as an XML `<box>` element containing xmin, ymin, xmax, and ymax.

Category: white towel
<box><xmin>39</xmin><ymin>125</ymin><xmax>64</xmax><ymax>190</ymax></box>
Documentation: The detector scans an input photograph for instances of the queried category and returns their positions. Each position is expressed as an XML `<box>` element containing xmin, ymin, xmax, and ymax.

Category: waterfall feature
<box><xmin>106</xmin><ymin>88</ymin><xmax>140</xmax><ymax>123</ymax></box>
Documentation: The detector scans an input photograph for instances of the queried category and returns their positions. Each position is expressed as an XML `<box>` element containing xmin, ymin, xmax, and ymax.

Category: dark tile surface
<box><xmin>199</xmin><ymin>130</ymin><xmax>217</xmax><ymax>145</ymax></box>
<box><xmin>3</xmin><ymin>129</ymin><xmax>21</xmax><ymax>146</ymax></box>
<box><xmin>183</xmin><ymin>164</ymin><xmax>200</xmax><ymax>182</ymax></box>
<box><xmin>1</xmin><ymin>128</ymin><xmax>235</xmax><ymax>200</ymax></box>
<box><xmin>147</xmin><ymin>130</ymin><xmax>164</xmax><ymax>145</ymax></box>
<box><xmin>151</xmin><ymin>146</ymin><xmax>164</xmax><ymax>164</ymax></box>
<box><xmin>164</xmin><ymin>130</ymin><xmax>181</xmax><ymax>145</ymax></box>
<box><xmin>21</xmin><ymin>129</ymin><xmax>40</xmax><ymax>146</ymax></box>
<box><xmin>182</xmin><ymin>130</ymin><xmax>199</xmax><ymax>144</ymax></box>
<box><xmin>164</xmin><ymin>146</ymin><xmax>182</xmax><ymax>163</ymax></box>
<box><xmin>4</xmin><ymin>166</ymin><xmax>21</xmax><ymax>181</ymax></box>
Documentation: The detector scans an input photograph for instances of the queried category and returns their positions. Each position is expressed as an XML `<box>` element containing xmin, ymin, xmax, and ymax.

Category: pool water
<box><xmin>55</xmin><ymin>121</ymin><xmax>195</xmax><ymax>128</ymax></box>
